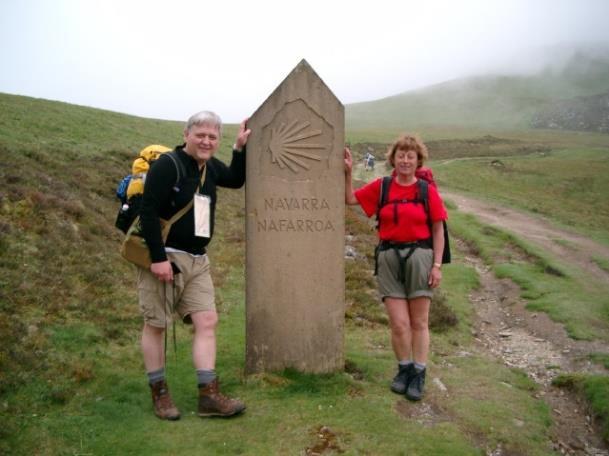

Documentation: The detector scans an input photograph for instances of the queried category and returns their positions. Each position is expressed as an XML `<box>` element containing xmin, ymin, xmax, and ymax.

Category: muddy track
<box><xmin>444</xmin><ymin>190</ymin><xmax>609</xmax><ymax>454</ymax></box>
<box><xmin>463</xmin><ymin>240</ymin><xmax>609</xmax><ymax>455</ymax></box>
<box><xmin>443</xmin><ymin>191</ymin><xmax>609</xmax><ymax>283</ymax></box>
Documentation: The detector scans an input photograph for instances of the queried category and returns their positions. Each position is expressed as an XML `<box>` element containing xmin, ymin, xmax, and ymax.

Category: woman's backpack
<box><xmin>376</xmin><ymin>168</ymin><xmax>451</xmax><ymax>264</ymax></box>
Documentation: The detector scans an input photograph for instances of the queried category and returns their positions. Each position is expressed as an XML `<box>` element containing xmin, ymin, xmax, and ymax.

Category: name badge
<box><xmin>194</xmin><ymin>194</ymin><xmax>211</xmax><ymax>238</ymax></box>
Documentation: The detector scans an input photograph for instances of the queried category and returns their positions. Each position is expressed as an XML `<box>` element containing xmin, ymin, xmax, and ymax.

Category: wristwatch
<box><xmin>433</xmin><ymin>263</ymin><xmax>442</xmax><ymax>269</ymax></box>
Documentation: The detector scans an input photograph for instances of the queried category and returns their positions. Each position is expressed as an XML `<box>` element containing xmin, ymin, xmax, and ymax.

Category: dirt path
<box><xmin>461</xmin><ymin>240</ymin><xmax>609</xmax><ymax>455</ymax></box>
<box><xmin>443</xmin><ymin>190</ymin><xmax>609</xmax><ymax>282</ymax></box>
<box><xmin>442</xmin><ymin>191</ymin><xmax>609</xmax><ymax>454</ymax></box>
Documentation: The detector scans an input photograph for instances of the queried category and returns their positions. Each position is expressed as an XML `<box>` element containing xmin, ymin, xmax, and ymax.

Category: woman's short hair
<box><xmin>386</xmin><ymin>134</ymin><xmax>429</xmax><ymax>168</ymax></box>
<box><xmin>185</xmin><ymin>111</ymin><xmax>222</xmax><ymax>135</ymax></box>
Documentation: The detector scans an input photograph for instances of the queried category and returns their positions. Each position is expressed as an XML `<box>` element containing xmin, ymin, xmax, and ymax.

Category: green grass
<box><xmin>434</xmin><ymin>147</ymin><xmax>609</xmax><ymax>245</ymax></box>
<box><xmin>0</xmin><ymin>92</ymin><xmax>238</xmax><ymax>419</ymax></box>
<box><xmin>553</xmin><ymin>374</ymin><xmax>609</xmax><ymax>441</ymax></box>
<box><xmin>593</xmin><ymin>255</ymin><xmax>609</xmax><ymax>274</ymax></box>
<box><xmin>590</xmin><ymin>353</ymin><xmax>609</xmax><ymax>370</ymax></box>
<box><xmin>0</xmin><ymin>92</ymin><xmax>181</xmax><ymax>154</ymax></box>
<box><xmin>447</xmin><ymin>209</ymin><xmax>609</xmax><ymax>341</ymax></box>
<box><xmin>1</xmin><ymin>212</ymin><xmax>555</xmax><ymax>455</ymax></box>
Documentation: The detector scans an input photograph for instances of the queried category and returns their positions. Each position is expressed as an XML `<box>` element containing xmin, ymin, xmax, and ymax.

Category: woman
<box><xmin>344</xmin><ymin>135</ymin><xmax>446</xmax><ymax>401</ymax></box>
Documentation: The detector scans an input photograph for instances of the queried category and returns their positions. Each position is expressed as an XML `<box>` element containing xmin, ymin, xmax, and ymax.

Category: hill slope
<box><xmin>532</xmin><ymin>91</ymin><xmax>609</xmax><ymax>133</ymax></box>
<box><xmin>346</xmin><ymin>49</ymin><xmax>609</xmax><ymax>131</ymax></box>
<box><xmin>0</xmin><ymin>92</ymin><xmax>240</xmax><ymax>395</ymax></box>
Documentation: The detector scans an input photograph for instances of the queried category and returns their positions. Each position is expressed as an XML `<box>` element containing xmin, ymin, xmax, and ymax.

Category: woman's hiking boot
<box><xmin>198</xmin><ymin>378</ymin><xmax>246</xmax><ymax>417</ymax></box>
<box><xmin>149</xmin><ymin>380</ymin><xmax>181</xmax><ymax>420</ymax></box>
<box><xmin>405</xmin><ymin>367</ymin><xmax>426</xmax><ymax>401</ymax></box>
<box><xmin>390</xmin><ymin>363</ymin><xmax>415</xmax><ymax>394</ymax></box>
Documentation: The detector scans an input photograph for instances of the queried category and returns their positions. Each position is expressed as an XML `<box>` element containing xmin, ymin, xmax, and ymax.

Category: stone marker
<box><xmin>245</xmin><ymin>59</ymin><xmax>345</xmax><ymax>374</ymax></box>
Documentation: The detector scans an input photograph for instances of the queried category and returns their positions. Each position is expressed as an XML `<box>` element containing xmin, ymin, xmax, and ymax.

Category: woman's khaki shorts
<box><xmin>377</xmin><ymin>246</ymin><xmax>433</xmax><ymax>301</ymax></box>
<box><xmin>137</xmin><ymin>252</ymin><xmax>215</xmax><ymax>328</ymax></box>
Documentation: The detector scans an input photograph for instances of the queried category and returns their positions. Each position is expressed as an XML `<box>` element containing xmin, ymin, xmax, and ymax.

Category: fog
<box><xmin>1</xmin><ymin>0</ymin><xmax>608</xmax><ymax>122</ymax></box>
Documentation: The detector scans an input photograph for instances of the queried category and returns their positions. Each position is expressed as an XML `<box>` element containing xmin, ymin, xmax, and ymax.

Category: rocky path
<box><xmin>445</xmin><ymin>189</ymin><xmax>609</xmax><ymax>455</ymax></box>
<box><xmin>464</xmin><ymin>243</ymin><xmax>609</xmax><ymax>455</ymax></box>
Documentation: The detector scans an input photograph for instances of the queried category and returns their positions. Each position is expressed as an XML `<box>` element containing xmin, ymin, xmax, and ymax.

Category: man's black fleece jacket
<box><xmin>140</xmin><ymin>144</ymin><xmax>246</xmax><ymax>263</ymax></box>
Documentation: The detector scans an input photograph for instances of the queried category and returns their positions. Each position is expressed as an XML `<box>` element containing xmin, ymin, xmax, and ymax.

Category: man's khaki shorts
<box><xmin>137</xmin><ymin>252</ymin><xmax>215</xmax><ymax>327</ymax></box>
<box><xmin>376</xmin><ymin>246</ymin><xmax>433</xmax><ymax>301</ymax></box>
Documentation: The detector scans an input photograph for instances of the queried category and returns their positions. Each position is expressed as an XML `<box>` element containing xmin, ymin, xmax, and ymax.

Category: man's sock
<box><xmin>414</xmin><ymin>362</ymin><xmax>426</xmax><ymax>373</ymax></box>
<box><xmin>147</xmin><ymin>368</ymin><xmax>165</xmax><ymax>385</ymax></box>
<box><xmin>398</xmin><ymin>359</ymin><xmax>414</xmax><ymax>368</ymax></box>
<box><xmin>197</xmin><ymin>369</ymin><xmax>217</xmax><ymax>387</ymax></box>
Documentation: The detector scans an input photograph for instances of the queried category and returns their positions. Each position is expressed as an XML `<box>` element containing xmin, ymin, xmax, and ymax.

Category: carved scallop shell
<box><xmin>268</xmin><ymin>120</ymin><xmax>324</xmax><ymax>173</ymax></box>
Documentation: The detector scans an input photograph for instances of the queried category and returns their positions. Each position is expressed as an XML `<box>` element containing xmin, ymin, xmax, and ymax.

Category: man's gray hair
<box><xmin>185</xmin><ymin>111</ymin><xmax>222</xmax><ymax>135</ymax></box>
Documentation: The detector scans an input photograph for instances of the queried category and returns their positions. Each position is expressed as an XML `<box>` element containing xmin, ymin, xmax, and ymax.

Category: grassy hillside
<box><xmin>434</xmin><ymin>148</ymin><xmax>609</xmax><ymax>245</ymax></box>
<box><xmin>0</xmin><ymin>92</ymin><xmax>183</xmax><ymax>152</ymax></box>
<box><xmin>0</xmin><ymin>92</ymin><xmax>238</xmax><ymax>395</ymax></box>
<box><xmin>346</xmin><ymin>50</ymin><xmax>609</xmax><ymax>131</ymax></box>
<box><xmin>532</xmin><ymin>91</ymin><xmax>609</xmax><ymax>133</ymax></box>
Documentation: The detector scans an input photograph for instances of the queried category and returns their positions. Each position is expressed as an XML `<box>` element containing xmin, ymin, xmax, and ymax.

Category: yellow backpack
<box><xmin>115</xmin><ymin>144</ymin><xmax>184</xmax><ymax>233</ymax></box>
<box><xmin>125</xmin><ymin>144</ymin><xmax>171</xmax><ymax>198</ymax></box>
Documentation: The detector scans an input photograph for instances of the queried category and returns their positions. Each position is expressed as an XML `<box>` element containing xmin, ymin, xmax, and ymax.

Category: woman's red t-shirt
<box><xmin>354</xmin><ymin>177</ymin><xmax>447</xmax><ymax>243</ymax></box>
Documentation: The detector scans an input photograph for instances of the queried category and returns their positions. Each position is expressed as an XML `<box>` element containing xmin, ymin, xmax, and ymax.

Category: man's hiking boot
<box><xmin>149</xmin><ymin>380</ymin><xmax>181</xmax><ymax>420</ymax></box>
<box><xmin>198</xmin><ymin>378</ymin><xmax>246</xmax><ymax>417</ymax></box>
<box><xmin>390</xmin><ymin>364</ymin><xmax>415</xmax><ymax>394</ymax></box>
<box><xmin>406</xmin><ymin>367</ymin><xmax>426</xmax><ymax>401</ymax></box>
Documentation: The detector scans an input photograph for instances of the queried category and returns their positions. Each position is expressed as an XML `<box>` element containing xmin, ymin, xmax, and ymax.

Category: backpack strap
<box><xmin>417</xmin><ymin>179</ymin><xmax>434</xmax><ymax>240</ymax></box>
<box><xmin>417</xmin><ymin>179</ymin><xmax>430</xmax><ymax>217</ymax></box>
<box><xmin>377</xmin><ymin>176</ymin><xmax>428</xmax><ymax>228</ymax></box>
<box><xmin>166</xmin><ymin>150</ymin><xmax>187</xmax><ymax>189</ymax></box>
<box><xmin>418</xmin><ymin>178</ymin><xmax>451</xmax><ymax>264</ymax></box>
<box><xmin>376</xmin><ymin>176</ymin><xmax>392</xmax><ymax>229</ymax></box>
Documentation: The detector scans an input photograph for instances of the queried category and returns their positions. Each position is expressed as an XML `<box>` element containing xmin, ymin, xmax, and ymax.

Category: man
<box><xmin>364</xmin><ymin>151</ymin><xmax>375</xmax><ymax>171</ymax></box>
<box><xmin>138</xmin><ymin>111</ymin><xmax>250</xmax><ymax>420</ymax></box>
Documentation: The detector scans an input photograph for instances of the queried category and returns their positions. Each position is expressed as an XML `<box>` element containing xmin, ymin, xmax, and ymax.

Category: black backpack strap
<box><xmin>417</xmin><ymin>179</ymin><xmax>451</xmax><ymax>264</ymax></box>
<box><xmin>417</xmin><ymin>179</ymin><xmax>434</xmax><ymax>246</ymax></box>
<box><xmin>166</xmin><ymin>150</ymin><xmax>187</xmax><ymax>188</ymax></box>
<box><xmin>417</xmin><ymin>179</ymin><xmax>429</xmax><ymax>215</ymax></box>
<box><xmin>417</xmin><ymin>179</ymin><xmax>432</xmax><ymax>236</ymax></box>
<box><xmin>376</xmin><ymin>176</ymin><xmax>392</xmax><ymax>229</ymax></box>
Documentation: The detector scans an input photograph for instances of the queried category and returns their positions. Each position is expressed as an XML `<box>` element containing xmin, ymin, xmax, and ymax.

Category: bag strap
<box><xmin>165</xmin><ymin>164</ymin><xmax>207</xmax><ymax>225</ymax></box>
<box><xmin>417</xmin><ymin>179</ymin><xmax>429</xmax><ymax>214</ymax></box>
<box><xmin>417</xmin><ymin>179</ymin><xmax>432</xmax><ymax>235</ymax></box>
<box><xmin>377</xmin><ymin>176</ymin><xmax>429</xmax><ymax>228</ymax></box>
<box><xmin>196</xmin><ymin>162</ymin><xmax>207</xmax><ymax>193</ymax></box>
<box><xmin>128</xmin><ymin>158</ymin><xmax>208</xmax><ymax>236</ymax></box>
<box><xmin>375</xmin><ymin>176</ymin><xmax>392</xmax><ymax>229</ymax></box>
<box><xmin>166</xmin><ymin>151</ymin><xmax>187</xmax><ymax>187</ymax></box>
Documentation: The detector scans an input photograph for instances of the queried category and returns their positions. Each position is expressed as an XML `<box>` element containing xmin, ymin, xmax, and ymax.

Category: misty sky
<box><xmin>1</xmin><ymin>0</ymin><xmax>609</xmax><ymax>123</ymax></box>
